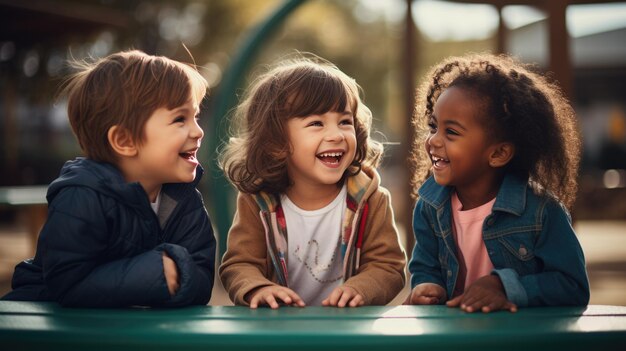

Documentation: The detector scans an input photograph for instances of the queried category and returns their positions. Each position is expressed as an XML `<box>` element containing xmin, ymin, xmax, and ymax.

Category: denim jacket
<box><xmin>408</xmin><ymin>174</ymin><xmax>589</xmax><ymax>307</ymax></box>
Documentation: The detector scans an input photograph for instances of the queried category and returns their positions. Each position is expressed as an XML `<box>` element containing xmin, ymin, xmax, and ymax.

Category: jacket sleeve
<box><xmin>343</xmin><ymin>188</ymin><xmax>406</xmax><ymax>305</ymax></box>
<box><xmin>408</xmin><ymin>198</ymin><xmax>447</xmax><ymax>293</ymax></box>
<box><xmin>158</xmin><ymin>193</ymin><xmax>216</xmax><ymax>307</ymax></box>
<box><xmin>493</xmin><ymin>200</ymin><xmax>590</xmax><ymax>307</ymax></box>
<box><xmin>41</xmin><ymin>188</ymin><xmax>215</xmax><ymax>308</ymax></box>
<box><xmin>219</xmin><ymin>193</ymin><xmax>277</xmax><ymax>305</ymax></box>
<box><xmin>40</xmin><ymin>188</ymin><xmax>171</xmax><ymax>307</ymax></box>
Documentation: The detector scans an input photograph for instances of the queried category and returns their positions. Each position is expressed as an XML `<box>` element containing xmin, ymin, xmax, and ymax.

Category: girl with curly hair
<box><xmin>219</xmin><ymin>55</ymin><xmax>405</xmax><ymax>309</ymax></box>
<box><xmin>406</xmin><ymin>53</ymin><xmax>589</xmax><ymax>312</ymax></box>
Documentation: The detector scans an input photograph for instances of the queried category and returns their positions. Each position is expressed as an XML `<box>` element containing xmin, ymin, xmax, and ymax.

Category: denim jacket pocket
<box><xmin>497</xmin><ymin>231</ymin><xmax>539</xmax><ymax>274</ymax></box>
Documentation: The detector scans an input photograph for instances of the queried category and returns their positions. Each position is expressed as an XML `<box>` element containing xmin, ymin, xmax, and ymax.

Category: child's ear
<box><xmin>108</xmin><ymin>125</ymin><xmax>137</xmax><ymax>157</ymax></box>
<box><xmin>488</xmin><ymin>142</ymin><xmax>515</xmax><ymax>168</ymax></box>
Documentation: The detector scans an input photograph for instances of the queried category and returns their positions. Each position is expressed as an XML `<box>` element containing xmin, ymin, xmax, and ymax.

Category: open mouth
<box><xmin>179</xmin><ymin>150</ymin><xmax>198</xmax><ymax>162</ymax></box>
<box><xmin>316</xmin><ymin>151</ymin><xmax>344</xmax><ymax>165</ymax></box>
<box><xmin>431</xmin><ymin>155</ymin><xmax>449</xmax><ymax>168</ymax></box>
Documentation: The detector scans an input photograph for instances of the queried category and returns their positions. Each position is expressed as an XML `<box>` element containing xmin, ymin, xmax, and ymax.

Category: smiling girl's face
<box><xmin>284</xmin><ymin>108</ymin><xmax>357</xmax><ymax>208</ymax></box>
<box><xmin>425</xmin><ymin>86</ymin><xmax>501</xmax><ymax>199</ymax></box>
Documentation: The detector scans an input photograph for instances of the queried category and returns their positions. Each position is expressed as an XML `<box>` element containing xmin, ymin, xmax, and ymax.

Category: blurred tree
<box><xmin>0</xmin><ymin>0</ymin><xmax>405</xmax><ymax>181</ymax></box>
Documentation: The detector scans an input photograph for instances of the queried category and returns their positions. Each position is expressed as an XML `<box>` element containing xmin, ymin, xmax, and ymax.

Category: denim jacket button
<box><xmin>447</xmin><ymin>270</ymin><xmax>452</xmax><ymax>277</ymax></box>
<box><xmin>519</xmin><ymin>246</ymin><xmax>528</xmax><ymax>256</ymax></box>
<box><xmin>486</xmin><ymin>218</ymin><xmax>495</xmax><ymax>226</ymax></box>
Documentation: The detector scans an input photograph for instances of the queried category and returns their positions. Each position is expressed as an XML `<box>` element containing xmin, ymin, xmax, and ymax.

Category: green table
<box><xmin>1</xmin><ymin>302</ymin><xmax>625</xmax><ymax>350</ymax></box>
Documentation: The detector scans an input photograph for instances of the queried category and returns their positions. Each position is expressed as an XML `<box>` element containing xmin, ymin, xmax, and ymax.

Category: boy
<box><xmin>2</xmin><ymin>50</ymin><xmax>216</xmax><ymax>307</ymax></box>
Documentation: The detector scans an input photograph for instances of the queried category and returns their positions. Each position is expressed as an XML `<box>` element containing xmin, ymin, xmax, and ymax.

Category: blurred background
<box><xmin>1</xmin><ymin>0</ymin><xmax>625</xmax><ymax>306</ymax></box>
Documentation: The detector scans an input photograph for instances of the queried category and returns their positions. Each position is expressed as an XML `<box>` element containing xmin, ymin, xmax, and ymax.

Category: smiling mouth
<box><xmin>179</xmin><ymin>150</ymin><xmax>198</xmax><ymax>162</ymax></box>
<box><xmin>431</xmin><ymin>155</ymin><xmax>449</xmax><ymax>168</ymax></box>
<box><xmin>317</xmin><ymin>151</ymin><xmax>344</xmax><ymax>165</ymax></box>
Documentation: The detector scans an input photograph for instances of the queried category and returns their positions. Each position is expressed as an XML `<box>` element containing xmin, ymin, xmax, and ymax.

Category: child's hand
<box><xmin>162</xmin><ymin>252</ymin><xmax>180</xmax><ymax>296</ymax></box>
<box><xmin>404</xmin><ymin>283</ymin><xmax>447</xmax><ymax>305</ymax></box>
<box><xmin>247</xmin><ymin>286</ymin><xmax>306</xmax><ymax>309</ymax></box>
<box><xmin>322</xmin><ymin>286</ymin><xmax>364</xmax><ymax>308</ymax></box>
<box><xmin>446</xmin><ymin>275</ymin><xmax>517</xmax><ymax>313</ymax></box>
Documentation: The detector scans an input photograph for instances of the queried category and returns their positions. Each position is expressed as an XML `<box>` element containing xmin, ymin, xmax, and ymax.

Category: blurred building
<box><xmin>0</xmin><ymin>0</ymin><xmax>131</xmax><ymax>187</ymax></box>
<box><xmin>508</xmin><ymin>19</ymin><xmax>626</xmax><ymax>170</ymax></box>
<box><xmin>1</xmin><ymin>0</ymin><xmax>625</xmax><ymax>220</ymax></box>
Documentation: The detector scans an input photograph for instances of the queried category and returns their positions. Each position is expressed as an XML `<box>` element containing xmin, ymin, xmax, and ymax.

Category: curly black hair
<box><xmin>408</xmin><ymin>53</ymin><xmax>581</xmax><ymax>209</ymax></box>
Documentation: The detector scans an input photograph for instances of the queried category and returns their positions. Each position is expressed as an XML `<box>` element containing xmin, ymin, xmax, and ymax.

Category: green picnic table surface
<box><xmin>1</xmin><ymin>301</ymin><xmax>625</xmax><ymax>350</ymax></box>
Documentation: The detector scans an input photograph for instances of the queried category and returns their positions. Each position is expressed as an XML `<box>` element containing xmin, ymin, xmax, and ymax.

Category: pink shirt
<box><xmin>451</xmin><ymin>192</ymin><xmax>495</xmax><ymax>296</ymax></box>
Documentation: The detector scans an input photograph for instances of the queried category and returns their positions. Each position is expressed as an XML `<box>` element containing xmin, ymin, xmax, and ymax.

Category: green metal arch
<box><xmin>205</xmin><ymin>0</ymin><xmax>307</xmax><ymax>257</ymax></box>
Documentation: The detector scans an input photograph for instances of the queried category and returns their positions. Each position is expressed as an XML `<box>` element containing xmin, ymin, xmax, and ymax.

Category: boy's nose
<box><xmin>191</xmin><ymin>121</ymin><xmax>204</xmax><ymax>139</ymax></box>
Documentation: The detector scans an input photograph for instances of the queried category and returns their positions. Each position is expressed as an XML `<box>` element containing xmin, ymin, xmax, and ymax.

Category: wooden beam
<box><xmin>402</xmin><ymin>0</ymin><xmax>417</xmax><ymax>251</ymax></box>
<box><xmin>496</xmin><ymin>3</ymin><xmax>506</xmax><ymax>54</ymax></box>
<box><xmin>545</xmin><ymin>0</ymin><xmax>573</xmax><ymax>98</ymax></box>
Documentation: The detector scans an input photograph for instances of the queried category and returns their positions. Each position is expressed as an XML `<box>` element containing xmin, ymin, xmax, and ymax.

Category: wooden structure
<box><xmin>443</xmin><ymin>0</ymin><xmax>626</xmax><ymax>98</ymax></box>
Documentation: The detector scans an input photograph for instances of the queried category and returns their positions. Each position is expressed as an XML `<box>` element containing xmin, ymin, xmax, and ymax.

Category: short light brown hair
<box><xmin>61</xmin><ymin>50</ymin><xmax>208</xmax><ymax>164</ymax></box>
<box><xmin>219</xmin><ymin>55</ymin><xmax>383</xmax><ymax>195</ymax></box>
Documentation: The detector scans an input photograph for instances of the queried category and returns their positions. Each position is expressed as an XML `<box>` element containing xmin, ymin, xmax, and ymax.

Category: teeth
<box><xmin>318</xmin><ymin>152</ymin><xmax>343</xmax><ymax>157</ymax></box>
<box><xmin>180</xmin><ymin>151</ymin><xmax>196</xmax><ymax>159</ymax></box>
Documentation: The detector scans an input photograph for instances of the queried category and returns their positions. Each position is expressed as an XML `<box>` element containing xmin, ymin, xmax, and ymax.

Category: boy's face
<box><xmin>285</xmin><ymin>109</ymin><xmax>357</xmax><ymax>197</ymax></box>
<box><xmin>134</xmin><ymin>99</ymin><xmax>204</xmax><ymax>197</ymax></box>
<box><xmin>425</xmin><ymin>86</ymin><xmax>497</xmax><ymax>194</ymax></box>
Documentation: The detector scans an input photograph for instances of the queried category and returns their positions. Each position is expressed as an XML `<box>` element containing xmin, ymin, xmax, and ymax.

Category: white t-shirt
<box><xmin>281</xmin><ymin>185</ymin><xmax>346</xmax><ymax>305</ymax></box>
<box><xmin>150</xmin><ymin>190</ymin><xmax>162</xmax><ymax>214</ymax></box>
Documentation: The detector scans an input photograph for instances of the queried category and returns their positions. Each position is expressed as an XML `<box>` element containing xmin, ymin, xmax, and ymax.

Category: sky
<box><xmin>355</xmin><ymin>0</ymin><xmax>626</xmax><ymax>41</ymax></box>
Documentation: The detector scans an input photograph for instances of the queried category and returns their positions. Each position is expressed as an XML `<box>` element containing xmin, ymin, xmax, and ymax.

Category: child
<box><xmin>218</xmin><ymin>56</ymin><xmax>406</xmax><ymax>308</ymax></box>
<box><xmin>2</xmin><ymin>50</ymin><xmax>216</xmax><ymax>308</ymax></box>
<box><xmin>406</xmin><ymin>53</ymin><xmax>589</xmax><ymax>312</ymax></box>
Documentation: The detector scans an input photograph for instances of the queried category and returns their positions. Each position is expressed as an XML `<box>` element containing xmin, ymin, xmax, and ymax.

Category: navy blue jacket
<box><xmin>409</xmin><ymin>174</ymin><xmax>589</xmax><ymax>307</ymax></box>
<box><xmin>2</xmin><ymin>158</ymin><xmax>216</xmax><ymax>307</ymax></box>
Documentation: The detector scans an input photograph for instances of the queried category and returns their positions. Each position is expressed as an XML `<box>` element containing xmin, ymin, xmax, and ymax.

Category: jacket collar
<box><xmin>417</xmin><ymin>176</ymin><xmax>451</xmax><ymax>210</ymax></box>
<box><xmin>346</xmin><ymin>166</ymin><xmax>378</xmax><ymax>210</ymax></box>
<box><xmin>162</xmin><ymin>165</ymin><xmax>204</xmax><ymax>201</ymax></box>
<box><xmin>418</xmin><ymin>173</ymin><xmax>528</xmax><ymax>216</ymax></box>
<box><xmin>492</xmin><ymin>173</ymin><xmax>527</xmax><ymax>216</ymax></box>
<box><xmin>48</xmin><ymin>158</ymin><xmax>203</xmax><ymax>211</ymax></box>
<box><xmin>252</xmin><ymin>166</ymin><xmax>378</xmax><ymax>212</ymax></box>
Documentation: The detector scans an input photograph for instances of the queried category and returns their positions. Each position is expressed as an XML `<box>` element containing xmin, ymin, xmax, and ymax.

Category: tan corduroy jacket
<box><xmin>219</xmin><ymin>167</ymin><xmax>406</xmax><ymax>306</ymax></box>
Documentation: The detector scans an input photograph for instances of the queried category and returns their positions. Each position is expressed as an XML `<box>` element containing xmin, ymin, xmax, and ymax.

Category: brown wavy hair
<box><xmin>60</xmin><ymin>50</ymin><xmax>208</xmax><ymax>164</ymax></box>
<box><xmin>408</xmin><ymin>53</ymin><xmax>581</xmax><ymax>209</ymax></box>
<box><xmin>219</xmin><ymin>55</ymin><xmax>383</xmax><ymax>195</ymax></box>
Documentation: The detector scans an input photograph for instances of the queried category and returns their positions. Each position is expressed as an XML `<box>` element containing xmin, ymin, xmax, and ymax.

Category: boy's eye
<box><xmin>174</xmin><ymin>116</ymin><xmax>185</xmax><ymax>123</ymax></box>
<box><xmin>307</xmin><ymin>121</ymin><xmax>323</xmax><ymax>127</ymax></box>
